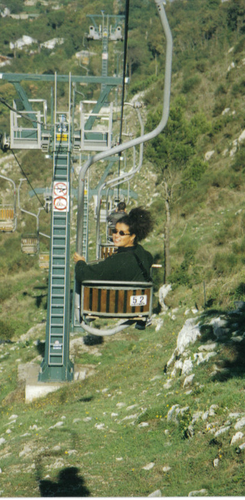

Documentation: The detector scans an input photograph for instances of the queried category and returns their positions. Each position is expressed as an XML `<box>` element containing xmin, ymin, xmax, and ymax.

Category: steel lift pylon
<box><xmin>0</xmin><ymin>0</ymin><xmax>172</xmax><ymax>379</ymax></box>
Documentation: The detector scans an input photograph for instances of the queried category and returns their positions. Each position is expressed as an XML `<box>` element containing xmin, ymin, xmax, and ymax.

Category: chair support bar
<box><xmin>80</xmin><ymin>319</ymin><xmax>135</xmax><ymax>336</ymax></box>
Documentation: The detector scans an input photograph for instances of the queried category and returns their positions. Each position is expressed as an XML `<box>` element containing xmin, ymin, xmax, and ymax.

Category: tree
<box><xmin>145</xmin><ymin>96</ymin><xmax>208</xmax><ymax>282</ymax></box>
<box><xmin>3</xmin><ymin>0</ymin><xmax>23</xmax><ymax>14</ymax></box>
<box><xmin>163</xmin><ymin>180</ymin><xmax>172</xmax><ymax>283</ymax></box>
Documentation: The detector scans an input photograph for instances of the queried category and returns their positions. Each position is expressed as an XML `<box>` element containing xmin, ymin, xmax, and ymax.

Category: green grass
<box><xmin>1</xmin><ymin>304</ymin><xmax>245</xmax><ymax>497</ymax></box>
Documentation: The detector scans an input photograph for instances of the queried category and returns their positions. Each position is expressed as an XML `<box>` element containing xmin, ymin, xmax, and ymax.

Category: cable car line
<box><xmin>117</xmin><ymin>0</ymin><xmax>130</xmax><ymax>196</ymax></box>
<box><xmin>10</xmin><ymin>149</ymin><xmax>45</xmax><ymax>209</ymax></box>
<box><xmin>119</xmin><ymin>0</ymin><xmax>130</xmax><ymax>146</ymax></box>
<box><xmin>0</xmin><ymin>97</ymin><xmax>44</xmax><ymax>126</ymax></box>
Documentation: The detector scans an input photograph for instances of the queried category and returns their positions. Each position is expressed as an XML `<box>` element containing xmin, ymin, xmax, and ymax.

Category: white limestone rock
<box><xmin>234</xmin><ymin>417</ymin><xmax>245</xmax><ymax>430</ymax></box>
<box><xmin>230</xmin><ymin>432</ymin><xmax>244</xmax><ymax>445</ymax></box>
<box><xmin>182</xmin><ymin>358</ymin><xmax>193</xmax><ymax>375</ymax></box>
<box><xmin>188</xmin><ymin>489</ymin><xmax>208</xmax><ymax>497</ymax></box>
<box><xmin>148</xmin><ymin>489</ymin><xmax>162</xmax><ymax>497</ymax></box>
<box><xmin>238</xmin><ymin>130</ymin><xmax>245</xmax><ymax>143</ymax></box>
<box><xmin>176</xmin><ymin>318</ymin><xmax>201</xmax><ymax>355</ymax></box>
<box><xmin>183</xmin><ymin>374</ymin><xmax>195</xmax><ymax>387</ymax></box>
<box><xmin>158</xmin><ymin>284</ymin><xmax>172</xmax><ymax>311</ymax></box>
<box><xmin>205</xmin><ymin>150</ymin><xmax>215</xmax><ymax>161</ymax></box>
<box><xmin>162</xmin><ymin>466</ymin><xmax>171</xmax><ymax>472</ymax></box>
<box><xmin>142</xmin><ymin>462</ymin><xmax>155</xmax><ymax>470</ymax></box>
<box><xmin>193</xmin><ymin>351</ymin><xmax>216</xmax><ymax>365</ymax></box>
<box><xmin>214</xmin><ymin>425</ymin><xmax>230</xmax><ymax>437</ymax></box>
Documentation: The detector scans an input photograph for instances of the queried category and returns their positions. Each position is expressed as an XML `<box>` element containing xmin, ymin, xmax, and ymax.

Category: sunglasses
<box><xmin>112</xmin><ymin>229</ymin><xmax>131</xmax><ymax>236</ymax></box>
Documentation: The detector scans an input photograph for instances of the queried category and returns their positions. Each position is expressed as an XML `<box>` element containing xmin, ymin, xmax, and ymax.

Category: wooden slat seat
<box><xmin>0</xmin><ymin>207</ymin><xmax>15</xmax><ymax>232</ymax></box>
<box><xmin>81</xmin><ymin>280</ymin><xmax>153</xmax><ymax>319</ymax></box>
<box><xmin>39</xmin><ymin>252</ymin><xmax>49</xmax><ymax>268</ymax></box>
<box><xmin>21</xmin><ymin>234</ymin><xmax>39</xmax><ymax>254</ymax></box>
<box><xmin>99</xmin><ymin>244</ymin><xmax>116</xmax><ymax>260</ymax></box>
<box><xmin>0</xmin><ymin>208</ymin><xmax>14</xmax><ymax>220</ymax></box>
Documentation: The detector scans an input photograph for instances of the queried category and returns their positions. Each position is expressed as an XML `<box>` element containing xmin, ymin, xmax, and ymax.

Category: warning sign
<box><xmin>53</xmin><ymin>181</ymin><xmax>69</xmax><ymax>212</ymax></box>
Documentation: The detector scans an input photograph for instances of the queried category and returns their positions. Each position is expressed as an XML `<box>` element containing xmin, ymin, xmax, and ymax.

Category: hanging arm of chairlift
<box><xmin>79</xmin><ymin>0</ymin><xmax>172</xmax><ymax>171</ymax></box>
<box><xmin>0</xmin><ymin>174</ymin><xmax>17</xmax><ymax>231</ymax></box>
<box><xmin>95</xmin><ymin>103</ymin><xmax>144</xmax><ymax>258</ymax></box>
<box><xmin>77</xmin><ymin>0</ymin><xmax>172</xmax><ymax>256</ymax></box>
<box><xmin>74</xmin><ymin>0</ymin><xmax>172</xmax><ymax>331</ymax></box>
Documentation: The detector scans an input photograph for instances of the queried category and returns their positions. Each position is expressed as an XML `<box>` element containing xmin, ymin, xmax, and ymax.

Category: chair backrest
<box><xmin>21</xmin><ymin>234</ymin><xmax>39</xmax><ymax>254</ymax></box>
<box><xmin>81</xmin><ymin>280</ymin><xmax>153</xmax><ymax>318</ymax></box>
<box><xmin>99</xmin><ymin>244</ymin><xmax>116</xmax><ymax>260</ymax></box>
<box><xmin>39</xmin><ymin>252</ymin><xmax>49</xmax><ymax>269</ymax></box>
<box><xmin>0</xmin><ymin>207</ymin><xmax>15</xmax><ymax>231</ymax></box>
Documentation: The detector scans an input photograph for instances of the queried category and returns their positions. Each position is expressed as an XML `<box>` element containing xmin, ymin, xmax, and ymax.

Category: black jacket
<box><xmin>75</xmin><ymin>244</ymin><xmax>153</xmax><ymax>283</ymax></box>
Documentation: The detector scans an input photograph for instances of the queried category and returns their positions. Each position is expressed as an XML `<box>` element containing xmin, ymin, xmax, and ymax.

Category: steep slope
<box><xmin>0</xmin><ymin>0</ymin><xmax>245</xmax><ymax>495</ymax></box>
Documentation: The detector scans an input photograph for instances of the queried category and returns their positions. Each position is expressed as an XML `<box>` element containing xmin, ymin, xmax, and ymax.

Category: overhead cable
<box><xmin>10</xmin><ymin>149</ymin><xmax>45</xmax><ymax>208</ymax></box>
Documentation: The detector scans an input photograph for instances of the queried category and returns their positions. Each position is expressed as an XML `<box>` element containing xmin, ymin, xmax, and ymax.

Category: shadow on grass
<box><xmin>36</xmin><ymin>340</ymin><xmax>45</xmax><ymax>357</ymax></box>
<box><xmin>199</xmin><ymin>299</ymin><xmax>245</xmax><ymax>381</ymax></box>
<box><xmin>39</xmin><ymin>466</ymin><xmax>90</xmax><ymax>497</ymax></box>
<box><xmin>78</xmin><ymin>396</ymin><xmax>94</xmax><ymax>403</ymax></box>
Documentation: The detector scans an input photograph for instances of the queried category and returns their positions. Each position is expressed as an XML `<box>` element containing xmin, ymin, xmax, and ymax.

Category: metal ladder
<box><xmin>82</xmin><ymin>176</ymin><xmax>89</xmax><ymax>260</ymax></box>
<box><xmin>39</xmin><ymin>149</ymin><xmax>73</xmax><ymax>381</ymax></box>
<box><xmin>39</xmin><ymin>73</ymin><xmax>74</xmax><ymax>381</ymax></box>
<box><xmin>48</xmin><ymin>153</ymin><xmax>69</xmax><ymax>367</ymax></box>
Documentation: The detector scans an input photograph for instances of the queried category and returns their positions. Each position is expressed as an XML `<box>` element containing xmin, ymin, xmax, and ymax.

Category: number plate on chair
<box><xmin>130</xmin><ymin>295</ymin><xmax>147</xmax><ymax>306</ymax></box>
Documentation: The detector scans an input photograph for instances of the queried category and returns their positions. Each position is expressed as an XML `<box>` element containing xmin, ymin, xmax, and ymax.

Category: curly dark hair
<box><xmin>117</xmin><ymin>206</ymin><xmax>153</xmax><ymax>243</ymax></box>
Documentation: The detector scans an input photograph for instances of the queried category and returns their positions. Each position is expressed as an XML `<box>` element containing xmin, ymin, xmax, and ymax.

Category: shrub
<box><xmin>234</xmin><ymin>282</ymin><xmax>245</xmax><ymax>300</ymax></box>
<box><xmin>182</xmin><ymin>158</ymin><xmax>207</xmax><ymax>189</ymax></box>
<box><xmin>169</xmin><ymin>243</ymin><xmax>198</xmax><ymax>289</ymax></box>
<box><xmin>213</xmin><ymin>98</ymin><xmax>227</xmax><ymax>117</ymax></box>
<box><xmin>0</xmin><ymin>285</ymin><xmax>13</xmax><ymax>303</ymax></box>
<box><xmin>182</xmin><ymin>75</ymin><xmax>201</xmax><ymax>94</ymax></box>
<box><xmin>232</xmin><ymin>237</ymin><xmax>245</xmax><ymax>255</ymax></box>
<box><xmin>231</xmin><ymin>80</ymin><xmax>245</xmax><ymax>97</ymax></box>
<box><xmin>213</xmin><ymin>252</ymin><xmax>238</xmax><ymax>276</ymax></box>
<box><xmin>195</xmin><ymin>59</ymin><xmax>207</xmax><ymax>73</ymax></box>
<box><xmin>0</xmin><ymin>320</ymin><xmax>15</xmax><ymax>340</ymax></box>
<box><xmin>233</xmin><ymin>36</ymin><xmax>245</xmax><ymax>54</ymax></box>
<box><xmin>129</xmin><ymin>75</ymin><xmax>158</xmax><ymax>97</ymax></box>
<box><xmin>214</xmin><ymin>84</ymin><xmax>227</xmax><ymax>96</ymax></box>
<box><xmin>231</xmin><ymin>144</ymin><xmax>245</xmax><ymax>172</ymax></box>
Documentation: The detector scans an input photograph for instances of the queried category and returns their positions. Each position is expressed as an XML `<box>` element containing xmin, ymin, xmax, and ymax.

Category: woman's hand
<box><xmin>74</xmin><ymin>252</ymin><xmax>86</xmax><ymax>263</ymax></box>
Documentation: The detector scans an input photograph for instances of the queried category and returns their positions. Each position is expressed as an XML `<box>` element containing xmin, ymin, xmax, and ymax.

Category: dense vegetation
<box><xmin>0</xmin><ymin>0</ymin><xmax>245</xmax><ymax>331</ymax></box>
<box><xmin>0</xmin><ymin>0</ymin><xmax>244</xmax><ymax>313</ymax></box>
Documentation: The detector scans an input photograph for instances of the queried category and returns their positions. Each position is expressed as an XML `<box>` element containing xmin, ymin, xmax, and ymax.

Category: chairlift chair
<box><xmin>0</xmin><ymin>205</ymin><xmax>16</xmax><ymax>232</ymax></box>
<box><xmin>80</xmin><ymin>279</ymin><xmax>153</xmax><ymax>336</ymax></box>
<box><xmin>39</xmin><ymin>252</ymin><xmax>49</xmax><ymax>269</ymax></box>
<box><xmin>99</xmin><ymin>243</ymin><xmax>117</xmax><ymax>260</ymax></box>
<box><xmin>21</xmin><ymin>233</ymin><xmax>39</xmax><ymax>254</ymax></box>
<box><xmin>0</xmin><ymin>175</ymin><xmax>17</xmax><ymax>232</ymax></box>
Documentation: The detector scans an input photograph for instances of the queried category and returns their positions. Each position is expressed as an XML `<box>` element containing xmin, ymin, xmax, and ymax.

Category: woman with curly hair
<box><xmin>74</xmin><ymin>207</ymin><xmax>154</xmax><ymax>283</ymax></box>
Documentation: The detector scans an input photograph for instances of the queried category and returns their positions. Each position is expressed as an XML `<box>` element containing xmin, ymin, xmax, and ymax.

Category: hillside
<box><xmin>0</xmin><ymin>0</ymin><xmax>245</xmax><ymax>496</ymax></box>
